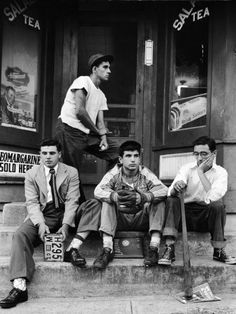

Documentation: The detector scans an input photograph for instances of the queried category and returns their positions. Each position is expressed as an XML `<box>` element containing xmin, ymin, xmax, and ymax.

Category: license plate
<box><xmin>44</xmin><ymin>233</ymin><xmax>64</xmax><ymax>262</ymax></box>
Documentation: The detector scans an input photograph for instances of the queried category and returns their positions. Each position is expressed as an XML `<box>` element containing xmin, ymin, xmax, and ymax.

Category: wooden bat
<box><xmin>180</xmin><ymin>192</ymin><xmax>193</xmax><ymax>299</ymax></box>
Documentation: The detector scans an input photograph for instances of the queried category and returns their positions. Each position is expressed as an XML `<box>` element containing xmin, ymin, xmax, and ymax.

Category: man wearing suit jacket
<box><xmin>0</xmin><ymin>138</ymin><xmax>81</xmax><ymax>309</ymax></box>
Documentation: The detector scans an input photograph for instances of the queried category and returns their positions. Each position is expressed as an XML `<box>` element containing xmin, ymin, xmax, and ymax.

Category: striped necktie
<box><xmin>49</xmin><ymin>168</ymin><xmax>59</xmax><ymax>209</ymax></box>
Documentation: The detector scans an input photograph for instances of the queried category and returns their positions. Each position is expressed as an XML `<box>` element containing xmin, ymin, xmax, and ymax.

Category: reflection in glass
<box><xmin>169</xmin><ymin>17</ymin><xmax>208</xmax><ymax>132</ymax></box>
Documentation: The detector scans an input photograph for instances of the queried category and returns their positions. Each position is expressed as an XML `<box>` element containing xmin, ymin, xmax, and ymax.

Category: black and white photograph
<box><xmin>0</xmin><ymin>0</ymin><xmax>236</xmax><ymax>313</ymax></box>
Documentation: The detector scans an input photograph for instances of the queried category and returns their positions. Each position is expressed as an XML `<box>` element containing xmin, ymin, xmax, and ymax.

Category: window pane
<box><xmin>1</xmin><ymin>10</ymin><xmax>41</xmax><ymax>132</ymax></box>
<box><xmin>169</xmin><ymin>19</ymin><xmax>208</xmax><ymax>132</ymax></box>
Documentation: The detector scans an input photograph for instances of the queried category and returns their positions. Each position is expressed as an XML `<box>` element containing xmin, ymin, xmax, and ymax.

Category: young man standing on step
<box><xmin>158</xmin><ymin>136</ymin><xmax>236</xmax><ymax>266</ymax></box>
<box><xmin>0</xmin><ymin>139</ymin><xmax>81</xmax><ymax>309</ymax></box>
<box><xmin>55</xmin><ymin>53</ymin><xmax>119</xmax><ymax>203</ymax></box>
<box><xmin>64</xmin><ymin>140</ymin><xmax>168</xmax><ymax>269</ymax></box>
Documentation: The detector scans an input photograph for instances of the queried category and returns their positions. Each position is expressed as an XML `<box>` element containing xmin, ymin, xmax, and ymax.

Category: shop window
<box><xmin>0</xmin><ymin>2</ymin><xmax>42</xmax><ymax>134</ymax></box>
<box><xmin>169</xmin><ymin>17</ymin><xmax>208</xmax><ymax>132</ymax></box>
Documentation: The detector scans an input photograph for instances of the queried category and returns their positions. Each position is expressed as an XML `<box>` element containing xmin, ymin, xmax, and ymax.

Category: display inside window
<box><xmin>0</xmin><ymin>6</ymin><xmax>41</xmax><ymax>132</ymax></box>
<box><xmin>169</xmin><ymin>17</ymin><xmax>208</xmax><ymax>132</ymax></box>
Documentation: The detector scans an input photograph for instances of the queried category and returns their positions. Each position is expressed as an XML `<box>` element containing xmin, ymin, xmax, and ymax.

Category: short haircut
<box><xmin>6</xmin><ymin>86</ymin><xmax>15</xmax><ymax>93</ymax></box>
<box><xmin>119</xmin><ymin>140</ymin><xmax>141</xmax><ymax>157</ymax></box>
<box><xmin>40</xmin><ymin>138</ymin><xmax>61</xmax><ymax>152</ymax></box>
<box><xmin>193</xmin><ymin>136</ymin><xmax>216</xmax><ymax>152</ymax></box>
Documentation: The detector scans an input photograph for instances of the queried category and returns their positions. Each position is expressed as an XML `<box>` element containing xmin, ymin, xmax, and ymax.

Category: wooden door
<box><xmin>77</xmin><ymin>21</ymin><xmax>138</xmax><ymax>189</ymax></box>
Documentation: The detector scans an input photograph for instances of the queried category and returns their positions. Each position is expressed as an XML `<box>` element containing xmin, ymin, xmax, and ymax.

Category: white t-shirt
<box><xmin>60</xmin><ymin>76</ymin><xmax>108</xmax><ymax>134</ymax></box>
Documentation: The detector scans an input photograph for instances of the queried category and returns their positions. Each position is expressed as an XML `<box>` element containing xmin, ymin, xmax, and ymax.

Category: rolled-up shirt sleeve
<box><xmin>204</xmin><ymin>167</ymin><xmax>228</xmax><ymax>204</ymax></box>
<box><xmin>167</xmin><ymin>164</ymin><xmax>189</xmax><ymax>196</ymax></box>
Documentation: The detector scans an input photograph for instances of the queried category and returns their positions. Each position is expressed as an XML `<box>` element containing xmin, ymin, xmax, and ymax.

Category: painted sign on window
<box><xmin>0</xmin><ymin>150</ymin><xmax>40</xmax><ymax>178</ymax></box>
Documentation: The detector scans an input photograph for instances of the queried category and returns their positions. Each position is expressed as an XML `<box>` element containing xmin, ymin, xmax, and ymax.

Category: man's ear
<box><xmin>118</xmin><ymin>156</ymin><xmax>122</xmax><ymax>164</ymax></box>
<box><xmin>58</xmin><ymin>152</ymin><xmax>62</xmax><ymax>160</ymax></box>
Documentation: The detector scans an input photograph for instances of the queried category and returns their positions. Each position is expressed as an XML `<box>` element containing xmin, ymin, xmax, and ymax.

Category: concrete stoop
<box><xmin>0</xmin><ymin>295</ymin><xmax>236</xmax><ymax>314</ymax></box>
<box><xmin>1</xmin><ymin>202</ymin><xmax>236</xmax><ymax>309</ymax></box>
<box><xmin>0</xmin><ymin>256</ymin><xmax>236</xmax><ymax>299</ymax></box>
<box><xmin>1</xmin><ymin>226</ymin><xmax>236</xmax><ymax>258</ymax></box>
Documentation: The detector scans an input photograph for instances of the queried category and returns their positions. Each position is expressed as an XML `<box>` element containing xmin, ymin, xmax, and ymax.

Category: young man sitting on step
<box><xmin>65</xmin><ymin>140</ymin><xmax>168</xmax><ymax>269</ymax></box>
<box><xmin>158</xmin><ymin>136</ymin><xmax>236</xmax><ymax>266</ymax></box>
<box><xmin>0</xmin><ymin>139</ymin><xmax>81</xmax><ymax>309</ymax></box>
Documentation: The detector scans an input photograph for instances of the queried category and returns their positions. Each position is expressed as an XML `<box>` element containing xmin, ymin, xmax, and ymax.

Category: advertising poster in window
<box><xmin>0</xmin><ymin>4</ymin><xmax>40</xmax><ymax>132</ymax></box>
<box><xmin>169</xmin><ymin>93</ymin><xmax>207</xmax><ymax>131</ymax></box>
<box><xmin>169</xmin><ymin>6</ymin><xmax>208</xmax><ymax>133</ymax></box>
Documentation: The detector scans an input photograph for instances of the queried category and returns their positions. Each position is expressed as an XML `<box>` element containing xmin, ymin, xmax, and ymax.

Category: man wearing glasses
<box><xmin>158</xmin><ymin>136</ymin><xmax>236</xmax><ymax>266</ymax></box>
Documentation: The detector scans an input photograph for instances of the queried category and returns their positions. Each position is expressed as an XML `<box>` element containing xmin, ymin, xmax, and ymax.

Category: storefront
<box><xmin>0</xmin><ymin>0</ymin><xmax>235</xmax><ymax>213</ymax></box>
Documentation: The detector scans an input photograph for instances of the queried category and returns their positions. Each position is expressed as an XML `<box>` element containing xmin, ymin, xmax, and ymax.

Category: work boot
<box><xmin>213</xmin><ymin>248</ymin><xmax>236</xmax><ymax>265</ymax></box>
<box><xmin>158</xmin><ymin>244</ymin><xmax>175</xmax><ymax>266</ymax></box>
<box><xmin>144</xmin><ymin>246</ymin><xmax>159</xmax><ymax>267</ymax></box>
<box><xmin>93</xmin><ymin>247</ymin><xmax>114</xmax><ymax>270</ymax></box>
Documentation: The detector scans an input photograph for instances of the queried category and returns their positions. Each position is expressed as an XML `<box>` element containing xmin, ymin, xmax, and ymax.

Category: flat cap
<box><xmin>88</xmin><ymin>53</ymin><xmax>114</xmax><ymax>69</ymax></box>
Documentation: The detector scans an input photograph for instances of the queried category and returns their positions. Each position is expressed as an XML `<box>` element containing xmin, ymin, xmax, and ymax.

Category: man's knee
<box><xmin>209</xmin><ymin>200</ymin><xmax>225</xmax><ymax>215</ymax></box>
<box><xmin>12</xmin><ymin>227</ymin><xmax>27</xmax><ymax>244</ymax></box>
<box><xmin>81</xmin><ymin>199</ymin><xmax>102</xmax><ymax>213</ymax></box>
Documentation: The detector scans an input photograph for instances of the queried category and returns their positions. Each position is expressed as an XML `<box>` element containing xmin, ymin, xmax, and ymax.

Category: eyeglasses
<box><xmin>193</xmin><ymin>152</ymin><xmax>210</xmax><ymax>157</ymax></box>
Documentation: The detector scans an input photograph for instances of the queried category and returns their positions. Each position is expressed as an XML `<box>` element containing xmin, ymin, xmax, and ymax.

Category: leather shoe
<box><xmin>64</xmin><ymin>248</ymin><xmax>86</xmax><ymax>267</ymax></box>
<box><xmin>0</xmin><ymin>288</ymin><xmax>28</xmax><ymax>308</ymax></box>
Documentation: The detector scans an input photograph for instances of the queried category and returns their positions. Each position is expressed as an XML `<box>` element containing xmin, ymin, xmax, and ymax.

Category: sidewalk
<box><xmin>0</xmin><ymin>294</ymin><xmax>236</xmax><ymax>314</ymax></box>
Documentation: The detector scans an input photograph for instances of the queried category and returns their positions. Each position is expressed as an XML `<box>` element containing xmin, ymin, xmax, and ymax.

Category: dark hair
<box><xmin>40</xmin><ymin>138</ymin><xmax>61</xmax><ymax>152</ymax></box>
<box><xmin>193</xmin><ymin>136</ymin><xmax>216</xmax><ymax>152</ymax></box>
<box><xmin>5</xmin><ymin>86</ymin><xmax>15</xmax><ymax>93</ymax></box>
<box><xmin>119</xmin><ymin>140</ymin><xmax>141</xmax><ymax>157</ymax></box>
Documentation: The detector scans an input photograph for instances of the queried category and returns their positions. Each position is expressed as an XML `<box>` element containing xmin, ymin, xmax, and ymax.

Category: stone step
<box><xmin>1</xmin><ymin>226</ymin><xmax>236</xmax><ymax>258</ymax></box>
<box><xmin>0</xmin><ymin>256</ymin><xmax>236</xmax><ymax>299</ymax></box>
<box><xmin>0</xmin><ymin>295</ymin><xmax>236</xmax><ymax>314</ymax></box>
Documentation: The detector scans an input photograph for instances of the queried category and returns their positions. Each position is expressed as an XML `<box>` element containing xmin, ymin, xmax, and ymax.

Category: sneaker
<box><xmin>93</xmin><ymin>247</ymin><xmax>114</xmax><ymax>270</ymax></box>
<box><xmin>0</xmin><ymin>288</ymin><xmax>28</xmax><ymax>308</ymax></box>
<box><xmin>158</xmin><ymin>244</ymin><xmax>175</xmax><ymax>266</ymax></box>
<box><xmin>144</xmin><ymin>246</ymin><xmax>159</xmax><ymax>267</ymax></box>
<box><xmin>213</xmin><ymin>248</ymin><xmax>236</xmax><ymax>265</ymax></box>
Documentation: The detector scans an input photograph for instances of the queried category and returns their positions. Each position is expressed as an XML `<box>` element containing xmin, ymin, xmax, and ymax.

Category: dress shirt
<box><xmin>44</xmin><ymin>164</ymin><xmax>59</xmax><ymax>203</ymax></box>
<box><xmin>168</xmin><ymin>162</ymin><xmax>228</xmax><ymax>204</ymax></box>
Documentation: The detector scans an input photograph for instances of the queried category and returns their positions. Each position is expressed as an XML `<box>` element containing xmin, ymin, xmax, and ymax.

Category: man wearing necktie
<box><xmin>0</xmin><ymin>139</ymin><xmax>81</xmax><ymax>309</ymax></box>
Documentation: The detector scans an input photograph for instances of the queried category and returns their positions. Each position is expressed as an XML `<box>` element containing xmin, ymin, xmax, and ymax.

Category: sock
<box><xmin>66</xmin><ymin>232</ymin><xmax>89</xmax><ymax>251</ymax></box>
<box><xmin>150</xmin><ymin>232</ymin><xmax>161</xmax><ymax>249</ymax></box>
<box><xmin>13</xmin><ymin>278</ymin><xmax>26</xmax><ymax>291</ymax></box>
<box><xmin>166</xmin><ymin>237</ymin><xmax>175</xmax><ymax>246</ymax></box>
<box><xmin>103</xmin><ymin>233</ymin><xmax>113</xmax><ymax>251</ymax></box>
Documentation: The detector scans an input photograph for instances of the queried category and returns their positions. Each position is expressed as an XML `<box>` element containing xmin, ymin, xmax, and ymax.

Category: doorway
<box><xmin>77</xmin><ymin>22</ymin><xmax>138</xmax><ymax>186</ymax></box>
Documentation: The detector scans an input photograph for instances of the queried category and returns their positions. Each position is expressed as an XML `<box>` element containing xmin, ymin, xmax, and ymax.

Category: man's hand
<box><xmin>172</xmin><ymin>180</ymin><xmax>186</xmax><ymax>195</ymax></box>
<box><xmin>56</xmin><ymin>224</ymin><xmax>69</xmax><ymax>242</ymax></box>
<box><xmin>38</xmin><ymin>223</ymin><xmax>50</xmax><ymax>242</ymax></box>
<box><xmin>117</xmin><ymin>190</ymin><xmax>138</xmax><ymax>207</ymax></box>
<box><xmin>99</xmin><ymin>135</ymin><xmax>108</xmax><ymax>151</ymax></box>
<box><xmin>198</xmin><ymin>153</ymin><xmax>214</xmax><ymax>173</ymax></box>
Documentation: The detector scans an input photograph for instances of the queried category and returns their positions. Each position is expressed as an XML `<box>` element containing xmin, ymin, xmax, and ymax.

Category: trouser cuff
<box><xmin>99</xmin><ymin>227</ymin><xmax>114</xmax><ymax>238</ymax></box>
<box><xmin>77</xmin><ymin>224</ymin><xmax>99</xmax><ymax>233</ymax></box>
<box><xmin>162</xmin><ymin>227</ymin><xmax>178</xmax><ymax>239</ymax></box>
<box><xmin>211</xmin><ymin>239</ymin><xmax>227</xmax><ymax>249</ymax></box>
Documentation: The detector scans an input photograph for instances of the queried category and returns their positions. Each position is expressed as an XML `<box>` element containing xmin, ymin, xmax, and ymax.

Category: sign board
<box><xmin>0</xmin><ymin>150</ymin><xmax>40</xmax><ymax>178</ymax></box>
<box><xmin>145</xmin><ymin>40</ymin><xmax>153</xmax><ymax>66</ymax></box>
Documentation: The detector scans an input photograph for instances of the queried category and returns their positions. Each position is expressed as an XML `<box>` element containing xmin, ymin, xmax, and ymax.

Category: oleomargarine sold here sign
<box><xmin>0</xmin><ymin>150</ymin><xmax>40</xmax><ymax>178</ymax></box>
